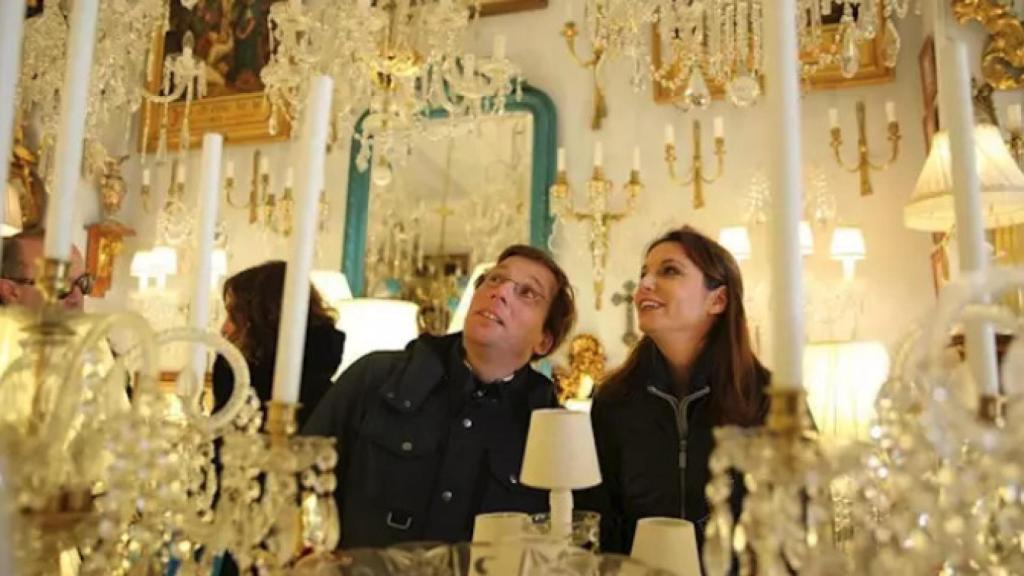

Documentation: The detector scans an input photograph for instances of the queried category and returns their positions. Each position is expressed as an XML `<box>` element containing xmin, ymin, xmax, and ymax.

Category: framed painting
<box><xmin>477</xmin><ymin>0</ymin><xmax>548</xmax><ymax>16</ymax></box>
<box><xmin>140</xmin><ymin>0</ymin><xmax>290</xmax><ymax>151</ymax></box>
<box><xmin>652</xmin><ymin>4</ymin><xmax>894</xmax><ymax>104</ymax></box>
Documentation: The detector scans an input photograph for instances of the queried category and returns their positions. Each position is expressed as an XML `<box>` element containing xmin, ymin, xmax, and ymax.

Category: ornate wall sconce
<box><xmin>560</xmin><ymin>19</ymin><xmax>607</xmax><ymax>130</ymax></box>
<box><xmin>85</xmin><ymin>222</ymin><xmax>135</xmax><ymax>297</ymax></box>
<box><xmin>828</xmin><ymin>100</ymin><xmax>901</xmax><ymax>196</ymax></box>
<box><xmin>551</xmin><ymin>144</ymin><xmax>642</xmax><ymax>310</ymax></box>
<box><xmin>664</xmin><ymin>118</ymin><xmax>726</xmax><ymax>209</ymax></box>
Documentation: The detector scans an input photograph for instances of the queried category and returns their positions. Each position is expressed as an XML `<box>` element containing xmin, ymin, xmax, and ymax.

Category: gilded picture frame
<box><xmin>477</xmin><ymin>0</ymin><xmax>548</xmax><ymax>16</ymax></box>
<box><xmin>140</xmin><ymin>0</ymin><xmax>290</xmax><ymax>152</ymax></box>
<box><xmin>652</xmin><ymin>10</ymin><xmax>894</xmax><ymax>104</ymax></box>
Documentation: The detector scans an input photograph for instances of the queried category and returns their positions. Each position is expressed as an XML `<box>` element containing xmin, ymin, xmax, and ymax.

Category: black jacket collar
<box><xmin>644</xmin><ymin>340</ymin><xmax>712</xmax><ymax>399</ymax></box>
<box><xmin>379</xmin><ymin>332</ymin><xmax>553</xmax><ymax>413</ymax></box>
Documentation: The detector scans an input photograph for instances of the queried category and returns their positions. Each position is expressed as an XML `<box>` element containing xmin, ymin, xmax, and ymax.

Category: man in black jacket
<box><xmin>303</xmin><ymin>244</ymin><xmax>576</xmax><ymax>547</ymax></box>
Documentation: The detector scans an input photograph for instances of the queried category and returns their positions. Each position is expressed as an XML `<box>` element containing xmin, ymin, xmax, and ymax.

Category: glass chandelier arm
<box><xmin>155</xmin><ymin>328</ymin><xmax>252</xmax><ymax>438</ymax></box>
<box><xmin>49</xmin><ymin>311</ymin><xmax>159</xmax><ymax>449</ymax></box>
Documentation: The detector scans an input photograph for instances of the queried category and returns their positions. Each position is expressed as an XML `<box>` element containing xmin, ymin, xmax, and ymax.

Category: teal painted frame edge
<box><xmin>341</xmin><ymin>84</ymin><xmax>558</xmax><ymax>296</ymax></box>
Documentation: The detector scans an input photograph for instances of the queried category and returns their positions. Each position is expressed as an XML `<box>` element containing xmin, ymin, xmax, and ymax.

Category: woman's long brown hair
<box><xmin>223</xmin><ymin>260</ymin><xmax>338</xmax><ymax>365</ymax></box>
<box><xmin>602</xmin><ymin>226</ymin><xmax>768</xmax><ymax>426</ymax></box>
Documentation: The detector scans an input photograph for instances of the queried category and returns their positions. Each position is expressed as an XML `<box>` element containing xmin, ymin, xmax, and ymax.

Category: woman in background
<box><xmin>585</xmin><ymin>226</ymin><xmax>769</xmax><ymax>555</ymax></box>
<box><xmin>213</xmin><ymin>260</ymin><xmax>344</xmax><ymax>430</ymax></box>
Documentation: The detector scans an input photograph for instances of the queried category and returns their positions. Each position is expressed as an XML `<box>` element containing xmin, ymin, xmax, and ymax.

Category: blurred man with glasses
<box><xmin>305</xmin><ymin>244</ymin><xmax>578</xmax><ymax>547</ymax></box>
<box><xmin>0</xmin><ymin>230</ymin><xmax>91</xmax><ymax>311</ymax></box>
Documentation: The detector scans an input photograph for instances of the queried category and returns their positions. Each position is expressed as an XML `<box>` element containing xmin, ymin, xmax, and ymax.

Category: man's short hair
<box><xmin>1</xmin><ymin>229</ymin><xmax>44</xmax><ymax>279</ymax></box>
<box><xmin>494</xmin><ymin>244</ymin><xmax>576</xmax><ymax>359</ymax></box>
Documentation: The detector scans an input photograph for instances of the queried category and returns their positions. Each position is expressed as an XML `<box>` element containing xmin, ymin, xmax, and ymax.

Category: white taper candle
<box><xmin>632</xmin><ymin>146</ymin><xmax>641</xmax><ymax>171</ymax></box>
<box><xmin>764</xmin><ymin>0</ymin><xmax>804</xmax><ymax>389</ymax></box>
<box><xmin>885</xmin><ymin>101</ymin><xmax>897</xmax><ymax>123</ymax></box>
<box><xmin>593</xmin><ymin>141</ymin><xmax>603</xmax><ymax>168</ymax></box>
<box><xmin>189</xmin><ymin>133</ymin><xmax>224</xmax><ymax>386</ymax></box>
<box><xmin>557</xmin><ymin>147</ymin><xmax>566</xmax><ymax>172</ymax></box>
<box><xmin>713</xmin><ymin>117</ymin><xmax>724</xmax><ymax>139</ymax></box>
<box><xmin>828</xmin><ymin>108</ymin><xmax>839</xmax><ymax>129</ymax></box>
<box><xmin>664</xmin><ymin>124</ymin><xmax>675</xmax><ymax>146</ymax></box>
<box><xmin>271</xmin><ymin>75</ymin><xmax>334</xmax><ymax>404</ymax></box>
<box><xmin>938</xmin><ymin>36</ymin><xmax>999</xmax><ymax>395</ymax></box>
<box><xmin>45</xmin><ymin>0</ymin><xmax>100</xmax><ymax>261</ymax></box>
<box><xmin>0</xmin><ymin>1</ymin><xmax>25</xmax><ymax>265</ymax></box>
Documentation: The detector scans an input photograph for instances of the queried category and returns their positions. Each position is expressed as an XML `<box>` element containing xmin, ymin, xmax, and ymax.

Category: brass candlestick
<box><xmin>665</xmin><ymin>120</ymin><xmax>726</xmax><ymax>209</ymax></box>
<box><xmin>829</xmin><ymin>101</ymin><xmax>901</xmax><ymax>197</ymax></box>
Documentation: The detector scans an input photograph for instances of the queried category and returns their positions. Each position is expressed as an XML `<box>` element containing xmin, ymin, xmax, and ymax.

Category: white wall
<box><xmin>84</xmin><ymin>2</ymin><xmax>1024</xmax><ymax>370</ymax></box>
<box><xmin>467</xmin><ymin>5</ymin><xmax>935</xmax><ymax>367</ymax></box>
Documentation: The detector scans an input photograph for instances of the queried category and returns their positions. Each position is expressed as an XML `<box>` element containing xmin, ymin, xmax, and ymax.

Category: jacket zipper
<box><xmin>646</xmin><ymin>385</ymin><xmax>710</xmax><ymax>519</ymax></box>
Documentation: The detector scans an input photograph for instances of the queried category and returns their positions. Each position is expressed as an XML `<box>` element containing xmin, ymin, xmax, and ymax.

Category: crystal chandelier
<box><xmin>261</xmin><ymin>0</ymin><xmax>523</xmax><ymax>184</ymax></box>
<box><xmin>18</xmin><ymin>0</ymin><xmax>166</xmax><ymax>171</ymax></box>
<box><xmin>565</xmin><ymin>0</ymin><xmax>915</xmax><ymax>118</ymax></box>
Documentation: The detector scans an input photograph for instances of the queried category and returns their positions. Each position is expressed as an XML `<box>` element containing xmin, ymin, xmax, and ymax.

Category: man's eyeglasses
<box><xmin>3</xmin><ymin>273</ymin><xmax>94</xmax><ymax>299</ymax></box>
<box><xmin>475</xmin><ymin>270</ymin><xmax>548</xmax><ymax>305</ymax></box>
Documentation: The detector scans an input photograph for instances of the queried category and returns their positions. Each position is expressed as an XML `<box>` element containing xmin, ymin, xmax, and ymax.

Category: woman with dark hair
<box><xmin>213</xmin><ymin>260</ymin><xmax>344</xmax><ymax>429</ymax></box>
<box><xmin>586</xmin><ymin>225</ymin><xmax>769</xmax><ymax>554</ymax></box>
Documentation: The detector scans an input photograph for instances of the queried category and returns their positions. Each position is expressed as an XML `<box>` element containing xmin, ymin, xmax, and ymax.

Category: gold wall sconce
<box><xmin>664</xmin><ymin>118</ymin><xmax>725</xmax><ymax>209</ymax></box>
<box><xmin>560</xmin><ymin>20</ymin><xmax>607</xmax><ymax>130</ymax></box>
<box><xmin>828</xmin><ymin>100</ymin><xmax>901</xmax><ymax>196</ymax></box>
<box><xmin>555</xmin><ymin>334</ymin><xmax>607</xmax><ymax>406</ymax></box>
<box><xmin>550</xmin><ymin>144</ymin><xmax>643</xmax><ymax>310</ymax></box>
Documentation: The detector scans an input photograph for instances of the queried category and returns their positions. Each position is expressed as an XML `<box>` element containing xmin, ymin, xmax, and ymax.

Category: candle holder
<box><xmin>829</xmin><ymin>101</ymin><xmax>901</xmax><ymax>197</ymax></box>
<box><xmin>183</xmin><ymin>400</ymin><xmax>339</xmax><ymax>575</ymax></box>
<box><xmin>560</xmin><ymin>21</ymin><xmax>607</xmax><ymax>130</ymax></box>
<box><xmin>550</xmin><ymin>164</ymin><xmax>642</xmax><ymax>310</ymax></box>
<box><xmin>703</xmin><ymin>388</ymin><xmax>847</xmax><ymax>576</ymax></box>
<box><xmin>664</xmin><ymin>120</ymin><xmax>726</xmax><ymax>209</ymax></box>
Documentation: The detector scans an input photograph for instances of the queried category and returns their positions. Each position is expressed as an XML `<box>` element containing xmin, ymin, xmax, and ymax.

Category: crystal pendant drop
<box><xmin>727</xmin><ymin>74</ymin><xmax>761</xmax><ymax>107</ymax></box>
<box><xmin>882</xmin><ymin>19</ymin><xmax>901</xmax><ymax>68</ymax></box>
<box><xmin>840</xmin><ymin>23</ymin><xmax>860</xmax><ymax>78</ymax></box>
<box><xmin>685</xmin><ymin>66</ymin><xmax>711</xmax><ymax>109</ymax></box>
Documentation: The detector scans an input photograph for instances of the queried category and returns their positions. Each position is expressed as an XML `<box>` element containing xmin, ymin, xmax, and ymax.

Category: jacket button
<box><xmin>402</xmin><ymin>400</ymin><xmax>412</xmax><ymax>408</ymax></box>
<box><xmin>462</xmin><ymin>418</ymin><xmax>473</xmax><ymax>429</ymax></box>
<box><xmin>386</xmin><ymin>392</ymin><xmax>396</xmax><ymax>400</ymax></box>
<box><xmin>401</xmin><ymin>441</ymin><xmax>413</xmax><ymax>452</ymax></box>
<box><xmin>509</xmin><ymin>474</ymin><xmax>518</xmax><ymax>485</ymax></box>
<box><xmin>441</xmin><ymin>490</ymin><xmax>453</xmax><ymax>502</ymax></box>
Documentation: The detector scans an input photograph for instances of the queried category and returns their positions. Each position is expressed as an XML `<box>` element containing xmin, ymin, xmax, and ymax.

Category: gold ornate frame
<box><xmin>652</xmin><ymin>15</ymin><xmax>894</xmax><ymax>104</ymax></box>
<box><xmin>478</xmin><ymin>0</ymin><xmax>548</xmax><ymax>16</ymax></box>
<box><xmin>139</xmin><ymin>6</ymin><xmax>290</xmax><ymax>152</ymax></box>
<box><xmin>953</xmin><ymin>0</ymin><xmax>1024</xmax><ymax>90</ymax></box>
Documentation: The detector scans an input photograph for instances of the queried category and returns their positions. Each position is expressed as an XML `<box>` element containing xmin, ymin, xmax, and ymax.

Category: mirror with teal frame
<box><xmin>341</xmin><ymin>84</ymin><xmax>557</xmax><ymax>296</ymax></box>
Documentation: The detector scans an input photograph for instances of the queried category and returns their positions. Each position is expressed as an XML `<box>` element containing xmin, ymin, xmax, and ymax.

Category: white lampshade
<box><xmin>150</xmin><ymin>246</ymin><xmax>178</xmax><ymax>276</ymax></box>
<box><xmin>2</xmin><ymin>183</ymin><xmax>22</xmax><ymax>237</ymax></box>
<box><xmin>718</xmin><ymin>226</ymin><xmax>751</xmax><ymax>261</ymax></box>
<box><xmin>630</xmin><ymin>517</ymin><xmax>701</xmax><ymax>576</ymax></box>
<box><xmin>520</xmin><ymin>409</ymin><xmax>601</xmax><ymax>490</ymax></box>
<box><xmin>447</xmin><ymin>262</ymin><xmax>494</xmax><ymax>334</ymax></box>
<box><xmin>336</xmin><ymin>298</ymin><xmax>419</xmax><ymax>374</ymax></box>
<box><xmin>803</xmin><ymin>340</ymin><xmax>890</xmax><ymax>444</ymax></box>
<box><xmin>129</xmin><ymin>250</ymin><xmax>153</xmax><ymax>278</ymax></box>
<box><xmin>830</xmin><ymin>227</ymin><xmax>866</xmax><ymax>281</ymax></box>
<box><xmin>310</xmin><ymin>270</ymin><xmax>353</xmax><ymax>308</ymax></box>
<box><xmin>799</xmin><ymin>220</ymin><xmax>814</xmax><ymax>256</ymax></box>
<box><xmin>905</xmin><ymin>124</ymin><xmax>1024</xmax><ymax>231</ymax></box>
<box><xmin>829</xmin><ymin>227</ymin><xmax>866</xmax><ymax>260</ymax></box>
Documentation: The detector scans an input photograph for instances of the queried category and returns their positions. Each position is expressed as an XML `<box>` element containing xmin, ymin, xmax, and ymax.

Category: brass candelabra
<box><xmin>664</xmin><ymin>119</ymin><xmax>726</xmax><ymax>209</ymax></box>
<box><xmin>828</xmin><ymin>101</ymin><xmax>901</xmax><ymax>197</ymax></box>
<box><xmin>550</xmin><ymin>153</ymin><xmax>642</xmax><ymax>310</ymax></box>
